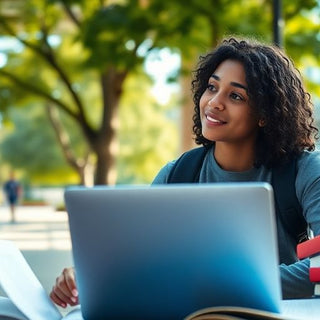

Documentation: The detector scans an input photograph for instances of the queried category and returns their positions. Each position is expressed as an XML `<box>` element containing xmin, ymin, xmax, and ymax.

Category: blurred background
<box><xmin>0</xmin><ymin>0</ymin><xmax>319</xmax><ymax>201</ymax></box>
<box><xmin>0</xmin><ymin>0</ymin><xmax>320</xmax><ymax>203</ymax></box>
<box><xmin>0</xmin><ymin>0</ymin><xmax>319</xmax><ymax>306</ymax></box>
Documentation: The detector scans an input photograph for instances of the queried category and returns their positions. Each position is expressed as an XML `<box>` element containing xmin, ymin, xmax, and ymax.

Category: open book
<box><xmin>0</xmin><ymin>240</ymin><xmax>309</xmax><ymax>320</ymax></box>
<box><xmin>184</xmin><ymin>306</ymin><xmax>297</xmax><ymax>320</ymax></box>
<box><xmin>0</xmin><ymin>240</ymin><xmax>83</xmax><ymax>320</ymax></box>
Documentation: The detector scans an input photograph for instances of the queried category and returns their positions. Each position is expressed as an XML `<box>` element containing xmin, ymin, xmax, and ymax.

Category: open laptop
<box><xmin>64</xmin><ymin>182</ymin><xmax>281</xmax><ymax>320</ymax></box>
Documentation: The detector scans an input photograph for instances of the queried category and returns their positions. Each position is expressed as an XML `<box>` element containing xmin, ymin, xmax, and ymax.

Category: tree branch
<box><xmin>0</xmin><ymin>17</ymin><xmax>45</xmax><ymax>56</ymax></box>
<box><xmin>46</xmin><ymin>103</ymin><xmax>86</xmax><ymax>171</ymax></box>
<box><xmin>46</xmin><ymin>103</ymin><xmax>94</xmax><ymax>185</ymax></box>
<box><xmin>0</xmin><ymin>15</ymin><xmax>88</xmax><ymax>123</ymax></box>
<box><xmin>0</xmin><ymin>69</ymin><xmax>78</xmax><ymax>121</ymax></box>
<box><xmin>60</xmin><ymin>1</ymin><xmax>81</xmax><ymax>28</ymax></box>
<box><xmin>38</xmin><ymin>23</ymin><xmax>88</xmax><ymax>121</ymax></box>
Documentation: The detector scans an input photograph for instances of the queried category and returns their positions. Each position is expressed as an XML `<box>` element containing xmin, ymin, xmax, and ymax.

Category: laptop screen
<box><xmin>65</xmin><ymin>183</ymin><xmax>281</xmax><ymax>319</ymax></box>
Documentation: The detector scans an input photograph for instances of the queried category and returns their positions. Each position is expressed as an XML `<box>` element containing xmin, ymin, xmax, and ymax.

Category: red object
<box><xmin>309</xmin><ymin>267</ymin><xmax>320</xmax><ymax>282</ymax></box>
<box><xmin>297</xmin><ymin>235</ymin><xmax>320</xmax><ymax>259</ymax></box>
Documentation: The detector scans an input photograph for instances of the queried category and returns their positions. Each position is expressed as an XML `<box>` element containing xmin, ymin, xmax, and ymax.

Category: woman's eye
<box><xmin>207</xmin><ymin>84</ymin><xmax>216</xmax><ymax>92</ymax></box>
<box><xmin>230</xmin><ymin>92</ymin><xmax>244</xmax><ymax>101</ymax></box>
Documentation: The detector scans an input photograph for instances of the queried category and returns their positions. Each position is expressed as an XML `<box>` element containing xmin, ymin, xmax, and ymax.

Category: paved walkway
<box><xmin>0</xmin><ymin>204</ymin><xmax>74</xmax><ymax>314</ymax></box>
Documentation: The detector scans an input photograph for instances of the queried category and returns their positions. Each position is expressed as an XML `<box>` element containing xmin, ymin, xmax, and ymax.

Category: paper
<box><xmin>62</xmin><ymin>307</ymin><xmax>83</xmax><ymax>320</ymax></box>
<box><xmin>0</xmin><ymin>240</ymin><xmax>62</xmax><ymax>320</ymax></box>
<box><xmin>0</xmin><ymin>296</ymin><xmax>28</xmax><ymax>320</ymax></box>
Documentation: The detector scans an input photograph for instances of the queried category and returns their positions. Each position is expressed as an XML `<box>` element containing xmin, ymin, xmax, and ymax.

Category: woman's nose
<box><xmin>208</xmin><ymin>94</ymin><xmax>225</xmax><ymax>110</ymax></box>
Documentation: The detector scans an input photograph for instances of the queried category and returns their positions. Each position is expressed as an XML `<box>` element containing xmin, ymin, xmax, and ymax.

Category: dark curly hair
<box><xmin>192</xmin><ymin>37</ymin><xmax>318</xmax><ymax>167</ymax></box>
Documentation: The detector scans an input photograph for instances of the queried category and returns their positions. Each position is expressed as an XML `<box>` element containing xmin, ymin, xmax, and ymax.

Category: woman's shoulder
<box><xmin>296</xmin><ymin>150</ymin><xmax>320</xmax><ymax>180</ymax></box>
<box><xmin>151</xmin><ymin>146</ymin><xmax>211</xmax><ymax>184</ymax></box>
<box><xmin>151</xmin><ymin>160</ymin><xmax>176</xmax><ymax>184</ymax></box>
<box><xmin>297</xmin><ymin>149</ymin><xmax>320</xmax><ymax>167</ymax></box>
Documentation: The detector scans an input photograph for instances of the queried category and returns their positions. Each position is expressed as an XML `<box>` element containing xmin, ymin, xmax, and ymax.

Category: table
<box><xmin>281</xmin><ymin>298</ymin><xmax>320</xmax><ymax>319</ymax></box>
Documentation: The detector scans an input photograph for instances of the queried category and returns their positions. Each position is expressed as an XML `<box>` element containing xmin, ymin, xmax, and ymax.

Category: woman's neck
<box><xmin>213</xmin><ymin>142</ymin><xmax>255</xmax><ymax>172</ymax></box>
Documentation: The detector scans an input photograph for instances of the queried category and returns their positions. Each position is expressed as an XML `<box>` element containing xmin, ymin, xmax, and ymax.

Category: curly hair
<box><xmin>192</xmin><ymin>37</ymin><xmax>318</xmax><ymax>167</ymax></box>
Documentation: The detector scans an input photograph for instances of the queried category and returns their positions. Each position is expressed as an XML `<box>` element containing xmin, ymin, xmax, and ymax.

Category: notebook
<box><xmin>64</xmin><ymin>182</ymin><xmax>281</xmax><ymax>320</ymax></box>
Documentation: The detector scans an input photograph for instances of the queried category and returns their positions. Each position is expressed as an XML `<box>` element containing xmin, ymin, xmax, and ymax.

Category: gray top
<box><xmin>152</xmin><ymin>147</ymin><xmax>320</xmax><ymax>299</ymax></box>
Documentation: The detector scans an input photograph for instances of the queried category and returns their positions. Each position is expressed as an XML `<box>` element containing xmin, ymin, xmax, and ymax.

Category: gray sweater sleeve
<box><xmin>280</xmin><ymin>259</ymin><xmax>312</xmax><ymax>298</ymax></box>
<box><xmin>280</xmin><ymin>151</ymin><xmax>320</xmax><ymax>298</ymax></box>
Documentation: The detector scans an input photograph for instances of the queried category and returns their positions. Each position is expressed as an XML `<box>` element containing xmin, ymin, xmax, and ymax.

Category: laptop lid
<box><xmin>65</xmin><ymin>182</ymin><xmax>281</xmax><ymax>320</ymax></box>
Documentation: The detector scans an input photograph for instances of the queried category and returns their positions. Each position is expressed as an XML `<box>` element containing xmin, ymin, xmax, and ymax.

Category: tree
<box><xmin>0</xmin><ymin>0</ymin><xmax>196</xmax><ymax>185</ymax></box>
<box><xmin>0</xmin><ymin>69</ymin><xmax>179</xmax><ymax>186</ymax></box>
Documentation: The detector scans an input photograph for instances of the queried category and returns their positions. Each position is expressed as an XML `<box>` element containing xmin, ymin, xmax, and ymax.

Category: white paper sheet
<box><xmin>0</xmin><ymin>240</ymin><xmax>62</xmax><ymax>320</ymax></box>
<box><xmin>62</xmin><ymin>307</ymin><xmax>83</xmax><ymax>320</ymax></box>
<box><xmin>0</xmin><ymin>296</ymin><xmax>28</xmax><ymax>320</ymax></box>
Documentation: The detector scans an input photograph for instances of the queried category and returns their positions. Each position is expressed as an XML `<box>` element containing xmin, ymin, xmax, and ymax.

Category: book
<box><xmin>309</xmin><ymin>254</ymin><xmax>320</xmax><ymax>296</ymax></box>
<box><xmin>0</xmin><ymin>240</ymin><xmax>312</xmax><ymax>320</ymax></box>
<box><xmin>296</xmin><ymin>235</ymin><xmax>320</xmax><ymax>259</ymax></box>
<box><xmin>0</xmin><ymin>240</ymin><xmax>83</xmax><ymax>320</ymax></box>
<box><xmin>309</xmin><ymin>254</ymin><xmax>320</xmax><ymax>268</ymax></box>
<box><xmin>184</xmin><ymin>306</ymin><xmax>299</xmax><ymax>320</ymax></box>
<box><xmin>297</xmin><ymin>236</ymin><xmax>320</xmax><ymax>296</ymax></box>
<box><xmin>309</xmin><ymin>267</ymin><xmax>320</xmax><ymax>282</ymax></box>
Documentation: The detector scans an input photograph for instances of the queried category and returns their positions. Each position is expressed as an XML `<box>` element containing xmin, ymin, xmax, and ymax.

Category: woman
<box><xmin>50</xmin><ymin>37</ymin><xmax>320</xmax><ymax>307</ymax></box>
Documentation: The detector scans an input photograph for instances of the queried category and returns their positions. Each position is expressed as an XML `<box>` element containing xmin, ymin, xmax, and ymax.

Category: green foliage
<box><xmin>0</xmin><ymin>103</ymin><xmax>80</xmax><ymax>185</ymax></box>
<box><xmin>0</xmin><ymin>67</ymin><xmax>179</xmax><ymax>185</ymax></box>
<box><xmin>117</xmin><ymin>71</ymin><xmax>179</xmax><ymax>184</ymax></box>
<box><xmin>81</xmin><ymin>4</ymin><xmax>145</xmax><ymax>70</ymax></box>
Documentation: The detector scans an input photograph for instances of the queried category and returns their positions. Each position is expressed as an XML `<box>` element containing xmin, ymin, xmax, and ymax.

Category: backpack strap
<box><xmin>167</xmin><ymin>146</ymin><xmax>208</xmax><ymax>183</ymax></box>
<box><xmin>271</xmin><ymin>158</ymin><xmax>308</xmax><ymax>244</ymax></box>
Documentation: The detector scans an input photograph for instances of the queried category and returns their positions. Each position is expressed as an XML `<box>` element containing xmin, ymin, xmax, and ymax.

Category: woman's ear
<box><xmin>258</xmin><ymin>118</ymin><xmax>266</xmax><ymax>127</ymax></box>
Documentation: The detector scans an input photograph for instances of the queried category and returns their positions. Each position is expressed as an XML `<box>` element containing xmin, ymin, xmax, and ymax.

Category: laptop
<box><xmin>64</xmin><ymin>182</ymin><xmax>281</xmax><ymax>320</ymax></box>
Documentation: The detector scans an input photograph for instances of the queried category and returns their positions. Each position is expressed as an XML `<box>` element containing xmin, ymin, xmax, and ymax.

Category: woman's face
<box><xmin>199</xmin><ymin>59</ymin><xmax>259</xmax><ymax>147</ymax></box>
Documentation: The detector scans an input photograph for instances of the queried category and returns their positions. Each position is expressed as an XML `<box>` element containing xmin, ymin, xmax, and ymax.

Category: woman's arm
<box><xmin>281</xmin><ymin>151</ymin><xmax>320</xmax><ymax>298</ymax></box>
<box><xmin>280</xmin><ymin>259</ymin><xmax>314</xmax><ymax>299</ymax></box>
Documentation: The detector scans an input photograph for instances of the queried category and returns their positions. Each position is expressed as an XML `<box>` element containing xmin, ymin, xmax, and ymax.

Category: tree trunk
<box><xmin>93</xmin><ymin>68</ymin><xmax>127</xmax><ymax>185</ymax></box>
<box><xmin>180</xmin><ymin>49</ymin><xmax>199</xmax><ymax>153</ymax></box>
<box><xmin>95</xmin><ymin>144</ymin><xmax>114</xmax><ymax>185</ymax></box>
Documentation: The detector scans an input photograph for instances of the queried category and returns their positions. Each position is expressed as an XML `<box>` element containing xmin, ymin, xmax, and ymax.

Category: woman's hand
<box><xmin>49</xmin><ymin>267</ymin><xmax>79</xmax><ymax>308</ymax></box>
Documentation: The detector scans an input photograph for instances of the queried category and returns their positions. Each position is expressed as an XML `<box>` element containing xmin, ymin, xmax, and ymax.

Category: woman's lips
<box><xmin>205</xmin><ymin>114</ymin><xmax>227</xmax><ymax>125</ymax></box>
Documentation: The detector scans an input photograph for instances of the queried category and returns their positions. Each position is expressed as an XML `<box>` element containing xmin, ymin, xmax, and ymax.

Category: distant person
<box><xmin>3</xmin><ymin>172</ymin><xmax>21</xmax><ymax>223</ymax></box>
